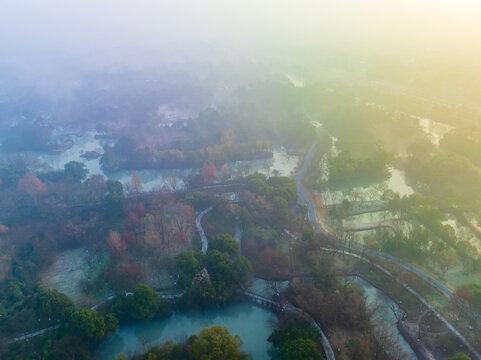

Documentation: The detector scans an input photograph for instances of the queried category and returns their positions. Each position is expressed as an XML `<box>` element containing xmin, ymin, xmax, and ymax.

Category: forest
<box><xmin>1</xmin><ymin>1</ymin><xmax>481</xmax><ymax>359</ymax></box>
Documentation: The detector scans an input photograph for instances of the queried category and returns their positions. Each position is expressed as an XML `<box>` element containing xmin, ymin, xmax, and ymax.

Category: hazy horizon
<box><xmin>1</xmin><ymin>0</ymin><xmax>481</xmax><ymax>66</ymax></box>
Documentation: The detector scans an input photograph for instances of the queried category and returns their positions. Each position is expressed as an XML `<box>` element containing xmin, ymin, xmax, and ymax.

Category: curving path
<box><xmin>294</xmin><ymin>131</ymin><xmax>478</xmax><ymax>309</ymax></box>
<box><xmin>321</xmin><ymin>247</ymin><xmax>481</xmax><ymax>359</ymax></box>
<box><xmin>196</xmin><ymin>206</ymin><xmax>213</xmax><ymax>253</ymax></box>
<box><xmin>243</xmin><ymin>291</ymin><xmax>336</xmax><ymax>360</ymax></box>
<box><xmin>294</xmin><ymin>132</ymin><xmax>481</xmax><ymax>358</ymax></box>
<box><xmin>5</xmin><ymin>325</ymin><xmax>59</xmax><ymax>345</ymax></box>
<box><xmin>194</xmin><ymin>203</ymin><xmax>337</xmax><ymax>359</ymax></box>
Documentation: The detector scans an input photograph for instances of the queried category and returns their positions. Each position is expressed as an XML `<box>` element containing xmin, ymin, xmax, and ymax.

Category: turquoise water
<box><xmin>97</xmin><ymin>302</ymin><xmax>276</xmax><ymax>360</ymax></box>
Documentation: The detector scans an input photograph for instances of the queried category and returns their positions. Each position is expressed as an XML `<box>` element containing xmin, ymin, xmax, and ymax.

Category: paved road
<box><xmin>292</xmin><ymin>133</ymin><xmax>323</xmax><ymax>233</ymax></box>
<box><xmin>295</xmin><ymin>132</ymin><xmax>480</xmax><ymax>317</ymax></box>
<box><xmin>294</xmin><ymin>133</ymin><xmax>481</xmax><ymax>358</ymax></box>
<box><xmin>196</xmin><ymin>206</ymin><xmax>213</xmax><ymax>253</ymax></box>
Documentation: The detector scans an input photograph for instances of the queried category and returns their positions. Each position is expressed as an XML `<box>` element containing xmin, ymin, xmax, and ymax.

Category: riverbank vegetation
<box><xmin>124</xmin><ymin>326</ymin><xmax>249</xmax><ymax>360</ymax></box>
<box><xmin>328</xmin><ymin>144</ymin><xmax>393</xmax><ymax>188</ymax></box>
<box><xmin>3</xmin><ymin>283</ymin><xmax>171</xmax><ymax>360</ymax></box>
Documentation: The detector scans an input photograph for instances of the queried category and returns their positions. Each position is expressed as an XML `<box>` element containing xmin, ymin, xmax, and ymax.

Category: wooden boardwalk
<box><xmin>243</xmin><ymin>290</ymin><xmax>336</xmax><ymax>360</ymax></box>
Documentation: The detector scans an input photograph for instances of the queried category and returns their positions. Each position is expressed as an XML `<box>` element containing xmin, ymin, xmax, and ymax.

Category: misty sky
<box><xmin>1</xmin><ymin>0</ymin><xmax>480</xmax><ymax>63</ymax></box>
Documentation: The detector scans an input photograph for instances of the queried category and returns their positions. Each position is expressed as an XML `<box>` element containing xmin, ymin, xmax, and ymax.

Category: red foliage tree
<box><xmin>200</xmin><ymin>162</ymin><xmax>219</xmax><ymax>184</ymax></box>
<box><xmin>137</xmin><ymin>202</ymin><xmax>146</xmax><ymax>216</ymax></box>
<box><xmin>112</xmin><ymin>263</ymin><xmax>147</xmax><ymax>290</ymax></box>
<box><xmin>107</xmin><ymin>230</ymin><xmax>127</xmax><ymax>258</ymax></box>
<box><xmin>123</xmin><ymin>230</ymin><xmax>136</xmax><ymax>246</ymax></box>
<box><xmin>131</xmin><ymin>171</ymin><xmax>143</xmax><ymax>193</ymax></box>
<box><xmin>17</xmin><ymin>173</ymin><xmax>47</xmax><ymax>203</ymax></box>
<box><xmin>149</xmin><ymin>194</ymin><xmax>195</xmax><ymax>254</ymax></box>
<box><xmin>456</xmin><ymin>287</ymin><xmax>475</xmax><ymax>304</ymax></box>
<box><xmin>243</xmin><ymin>238</ymin><xmax>291</xmax><ymax>280</ymax></box>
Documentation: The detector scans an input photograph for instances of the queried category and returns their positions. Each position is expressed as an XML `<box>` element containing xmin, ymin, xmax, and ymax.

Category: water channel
<box><xmin>345</xmin><ymin>276</ymin><xmax>417</xmax><ymax>359</ymax></box>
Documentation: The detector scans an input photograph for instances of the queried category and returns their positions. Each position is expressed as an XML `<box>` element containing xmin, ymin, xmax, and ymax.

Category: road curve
<box><xmin>196</xmin><ymin>206</ymin><xmax>213</xmax><ymax>253</ymax></box>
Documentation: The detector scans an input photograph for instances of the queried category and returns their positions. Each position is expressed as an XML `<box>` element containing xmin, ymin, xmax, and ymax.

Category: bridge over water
<box><xmin>243</xmin><ymin>290</ymin><xmax>336</xmax><ymax>360</ymax></box>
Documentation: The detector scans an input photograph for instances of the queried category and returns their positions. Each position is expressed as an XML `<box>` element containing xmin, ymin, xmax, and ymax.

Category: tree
<box><xmin>232</xmin><ymin>256</ymin><xmax>252</xmax><ymax>287</ymax></box>
<box><xmin>175</xmin><ymin>250</ymin><xmax>200</xmax><ymax>277</ymax></box>
<box><xmin>148</xmin><ymin>195</ymin><xmax>195</xmax><ymax>254</ymax></box>
<box><xmin>280</xmin><ymin>338</ymin><xmax>323</xmax><ymax>360</ymax></box>
<box><xmin>346</xmin><ymin>337</ymin><xmax>371</xmax><ymax>360</ymax></box>
<box><xmin>35</xmin><ymin>289</ymin><xmax>74</xmax><ymax>322</ymax></box>
<box><xmin>436</xmin><ymin>249</ymin><xmax>458</xmax><ymax>279</ymax></box>
<box><xmin>106</xmin><ymin>180</ymin><xmax>124</xmax><ymax>217</ymax></box>
<box><xmin>449</xmin><ymin>353</ymin><xmax>472</xmax><ymax>360</ymax></box>
<box><xmin>107</xmin><ymin>230</ymin><xmax>127</xmax><ymax>258</ymax></box>
<box><xmin>131</xmin><ymin>171</ymin><xmax>143</xmax><ymax>193</ymax></box>
<box><xmin>112</xmin><ymin>263</ymin><xmax>148</xmax><ymax>291</ymax></box>
<box><xmin>67</xmin><ymin>309</ymin><xmax>118</xmax><ymax>340</ymax></box>
<box><xmin>64</xmin><ymin>161</ymin><xmax>89</xmax><ymax>181</ymax></box>
<box><xmin>113</xmin><ymin>136</ymin><xmax>138</xmax><ymax>156</ymax></box>
<box><xmin>17</xmin><ymin>173</ymin><xmax>47</xmax><ymax>204</ymax></box>
<box><xmin>0</xmin><ymin>222</ymin><xmax>8</xmax><ymax>233</ymax></box>
<box><xmin>130</xmin><ymin>284</ymin><xmax>159</xmax><ymax>322</ymax></box>
<box><xmin>208</xmin><ymin>234</ymin><xmax>239</xmax><ymax>256</ymax></box>
<box><xmin>200</xmin><ymin>162</ymin><xmax>219</xmax><ymax>184</ymax></box>
<box><xmin>85</xmin><ymin>174</ymin><xmax>107</xmax><ymax>201</ymax></box>
<box><xmin>50</xmin><ymin>335</ymin><xmax>91</xmax><ymax>360</ymax></box>
<box><xmin>456</xmin><ymin>240</ymin><xmax>478</xmax><ymax>273</ymax></box>
<box><xmin>189</xmin><ymin>326</ymin><xmax>248</xmax><ymax>360</ymax></box>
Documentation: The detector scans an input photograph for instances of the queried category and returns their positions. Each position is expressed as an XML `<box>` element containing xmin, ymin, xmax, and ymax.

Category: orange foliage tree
<box><xmin>17</xmin><ymin>173</ymin><xmax>47</xmax><ymax>204</ymax></box>
<box><xmin>200</xmin><ymin>162</ymin><xmax>219</xmax><ymax>185</ymax></box>
<box><xmin>131</xmin><ymin>171</ymin><xmax>143</xmax><ymax>193</ymax></box>
<box><xmin>107</xmin><ymin>230</ymin><xmax>127</xmax><ymax>258</ymax></box>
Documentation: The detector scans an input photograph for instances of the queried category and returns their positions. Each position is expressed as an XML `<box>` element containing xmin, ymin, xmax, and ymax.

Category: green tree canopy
<box><xmin>189</xmin><ymin>326</ymin><xmax>248</xmax><ymax>360</ymax></box>
<box><xmin>280</xmin><ymin>338</ymin><xmax>323</xmax><ymax>360</ymax></box>
<box><xmin>64</xmin><ymin>161</ymin><xmax>89</xmax><ymax>181</ymax></box>
<box><xmin>67</xmin><ymin>308</ymin><xmax>118</xmax><ymax>340</ymax></box>
<box><xmin>449</xmin><ymin>353</ymin><xmax>472</xmax><ymax>360</ymax></box>
<box><xmin>175</xmin><ymin>250</ymin><xmax>201</xmax><ymax>276</ymax></box>
<box><xmin>129</xmin><ymin>284</ymin><xmax>159</xmax><ymax>322</ymax></box>
<box><xmin>35</xmin><ymin>289</ymin><xmax>74</xmax><ymax>322</ymax></box>
<box><xmin>208</xmin><ymin>234</ymin><xmax>239</xmax><ymax>256</ymax></box>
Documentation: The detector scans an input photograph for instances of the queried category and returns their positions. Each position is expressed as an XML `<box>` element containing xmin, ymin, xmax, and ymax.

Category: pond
<box><xmin>345</xmin><ymin>276</ymin><xmax>417</xmax><ymax>359</ymax></box>
<box><xmin>21</xmin><ymin>131</ymin><xmax>299</xmax><ymax>192</ymax></box>
<box><xmin>321</xmin><ymin>167</ymin><xmax>413</xmax><ymax>206</ymax></box>
<box><xmin>97</xmin><ymin>302</ymin><xmax>276</xmax><ymax>360</ymax></box>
